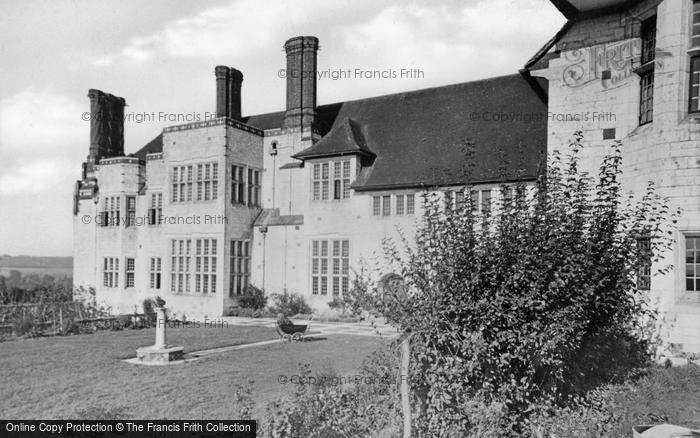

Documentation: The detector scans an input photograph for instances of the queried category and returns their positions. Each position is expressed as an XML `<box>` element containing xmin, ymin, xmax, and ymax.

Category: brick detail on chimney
<box><xmin>87</xmin><ymin>89</ymin><xmax>126</xmax><ymax>166</ymax></box>
<box><xmin>228</xmin><ymin>68</ymin><xmax>243</xmax><ymax>121</ymax></box>
<box><xmin>215</xmin><ymin>66</ymin><xmax>229</xmax><ymax>118</ymax></box>
<box><xmin>284</xmin><ymin>36</ymin><xmax>319</xmax><ymax>129</ymax></box>
<box><xmin>215</xmin><ymin>66</ymin><xmax>243</xmax><ymax>120</ymax></box>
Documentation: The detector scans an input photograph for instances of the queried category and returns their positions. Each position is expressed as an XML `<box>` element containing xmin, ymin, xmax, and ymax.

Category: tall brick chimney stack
<box><xmin>283</xmin><ymin>36</ymin><xmax>319</xmax><ymax>129</ymax></box>
<box><xmin>215</xmin><ymin>66</ymin><xmax>229</xmax><ymax>118</ymax></box>
<box><xmin>228</xmin><ymin>68</ymin><xmax>243</xmax><ymax>120</ymax></box>
<box><xmin>87</xmin><ymin>89</ymin><xmax>126</xmax><ymax>166</ymax></box>
<box><xmin>215</xmin><ymin>66</ymin><xmax>244</xmax><ymax>120</ymax></box>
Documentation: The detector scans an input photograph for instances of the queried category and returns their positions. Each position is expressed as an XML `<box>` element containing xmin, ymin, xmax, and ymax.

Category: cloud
<box><xmin>340</xmin><ymin>0</ymin><xmax>564</xmax><ymax>78</ymax></box>
<box><xmin>0</xmin><ymin>160</ymin><xmax>72</xmax><ymax>196</ymax></box>
<box><xmin>0</xmin><ymin>89</ymin><xmax>85</xmax><ymax>151</ymax></box>
<box><xmin>87</xmin><ymin>0</ymin><xmax>380</xmax><ymax>66</ymax></box>
<box><xmin>0</xmin><ymin>89</ymin><xmax>85</xmax><ymax>197</ymax></box>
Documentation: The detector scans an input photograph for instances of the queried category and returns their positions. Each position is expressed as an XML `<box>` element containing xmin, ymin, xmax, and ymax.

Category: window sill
<box><xmin>231</xmin><ymin>202</ymin><xmax>261</xmax><ymax>208</ymax></box>
<box><xmin>676</xmin><ymin>292</ymin><xmax>700</xmax><ymax>308</ymax></box>
<box><xmin>170</xmin><ymin>200</ymin><xmax>219</xmax><ymax>204</ymax></box>
<box><xmin>170</xmin><ymin>292</ymin><xmax>217</xmax><ymax>297</ymax></box>
<box><xmin>371</xmin><ymin>214</ymin><xmax>415</xmax><ymax>219</ymax></box>
<box><xmin>687</xmin><ymin>47</ymin><xmax>700</xmax><ymax>56</ymax></box>
<box><xmin>682</xmin><ymin>113</ymin><xmax>700</xmax><ymax>124</ymax></box>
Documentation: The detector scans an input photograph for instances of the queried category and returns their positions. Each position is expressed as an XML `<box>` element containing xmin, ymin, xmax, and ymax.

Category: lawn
<box><xmin>604</xmin><ymin>365</ymin><xmax>700</xmax><ymax>432</ymax></box>
<box><xmin>0</xmin><ymin>325</ymin><xmax>387</xmax><ymax>420</ymax></box>
<box><xmin>533</xmin><ymin>364</ymin><xmax>700</xmax><ymax>436</ymax></box>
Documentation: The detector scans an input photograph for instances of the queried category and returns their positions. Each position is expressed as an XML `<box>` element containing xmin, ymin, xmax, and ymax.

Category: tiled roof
<box><xmin>132</xmin><ymin>133</ymin><xmax>162</xmax><ymax>161</ymax></box>
<box><xmin>292</xmin><ymin>117</ymin><xmax>375</xmax><ymax>159</ymax></box>
<box><xmin>132</xmin><ymin>73</ymin><xmax>548</xmax><ymax>190</ymax></box>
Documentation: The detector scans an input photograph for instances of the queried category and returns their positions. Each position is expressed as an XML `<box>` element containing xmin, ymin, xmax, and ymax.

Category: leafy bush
<box><xmin>261</xmin><ymin>347</ymin><xmax>402</xmax><ymax>437</ymax></box>
<box><xmin>238</xmin><ymin>308</ymin><xmax>254</xmax><ymax>318</ymax></box>
<box><xmin>377</xmin><ymin>134</ymin><xmax>676</xmax><ymax>434</ymax></box>
<box><xmin>232</xmin><ymin>381</ymin><xmax>255</xmax><ymax>420</ymax></box>
<box><xmin>238</xmin><ymin>285</ymin><xmax>267</xmax><ymax>310</ymax></box>
<box><xmin>116</xmin><ymin>314</ymin><xmax>133</xmax><ymax>330</ymax></box>
<box><xmin>2</xmin><ymin>286</ymin><xmax>111</xmax><ymax>338</ymax></box>
<box><xmin>12</xmin><ymin>313</ymin><xmax>40</xmax><ymax>337</ymax></box>
<box><xmin>142</xmin><ymin>296</ymin><xmax>165</xmax><ymax>326</ymax></box>
<box><xmin>0</xmin><ymin>270</ymin><xmax>73</xmax><ymax>305</ymax></box>
<box><xmin>328</xmin><ymin>265</ymin><xmax>380</xmax><ymax>317</ymax></box>
<box><xmin>142</xmin><ymin>298</ymin><xmax>156</xmax><ymax>326</ymax></box>
<box><xmin>268</xmin><ymin>291</ymin><xmax>312</xmax><ymax>316</ymax></box>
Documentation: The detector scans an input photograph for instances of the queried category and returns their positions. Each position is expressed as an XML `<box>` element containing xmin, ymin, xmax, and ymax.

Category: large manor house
<box><xmin>74</xmin><ymin>0</ymin><xmax>700</xmax><ymax>353</ymax></box>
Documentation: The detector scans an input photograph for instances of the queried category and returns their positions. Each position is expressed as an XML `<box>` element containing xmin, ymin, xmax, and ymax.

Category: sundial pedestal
<box><xmin>135</xmin><ymin>307</ymin><xmax>184</xmax><ymax>364</ymax></box>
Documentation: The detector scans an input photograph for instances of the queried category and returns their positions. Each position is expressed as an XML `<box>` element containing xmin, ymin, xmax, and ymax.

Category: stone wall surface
<box><xmin>534</xmin><ymin>0</ymin><xmax>700</xmax><ymax>352</ymax></box>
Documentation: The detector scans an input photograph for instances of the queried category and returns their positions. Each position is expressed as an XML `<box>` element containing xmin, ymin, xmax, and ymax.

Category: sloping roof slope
<box><xmin>132</xmin><ymin>73</ymin><xmax>548</xmax><ymax>190</ymax></box>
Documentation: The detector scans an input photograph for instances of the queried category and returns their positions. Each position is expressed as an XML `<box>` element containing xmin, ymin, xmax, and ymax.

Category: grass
<box><xmin>604</xmin><ymin>365</ymin><xmax>700</xmax><ymax>431</ymax></box>
<box><xmin>0</xmin><ymin>325</ymin><xmax>387</xmax><ymax>420</ymax></box>
<box><xmin>532</xmin><ymin>364</ymin><xmax>700</xmax><ymax>437</ymax></box>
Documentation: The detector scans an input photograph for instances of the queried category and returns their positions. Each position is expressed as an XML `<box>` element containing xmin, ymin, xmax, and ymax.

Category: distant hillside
<box><xmin>0</xmin><ymin>255</ymin><xmax>73</xmax><ymax>269</ymax></box>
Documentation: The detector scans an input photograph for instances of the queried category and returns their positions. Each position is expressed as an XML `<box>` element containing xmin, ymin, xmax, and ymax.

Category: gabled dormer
<box><xmin>292</xmin><ymin>117</ymin><xmax>375</xmax><ymax>161</ymax></box>
<box><xmin>292</xmin><ymin>118</ymin><xmax>374</xmax><ymax>203</ymax></box>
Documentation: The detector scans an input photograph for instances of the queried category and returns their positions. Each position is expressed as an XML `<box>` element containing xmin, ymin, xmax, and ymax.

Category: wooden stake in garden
<box><xmin>401</xmin><ymin>333</ymin><xmax>413</xmax><ymax>438</ymax></box>
<box><xmin>380</xmin><ymin>273</ymin><xmax>413</xmax><ymax>438</ymax></box>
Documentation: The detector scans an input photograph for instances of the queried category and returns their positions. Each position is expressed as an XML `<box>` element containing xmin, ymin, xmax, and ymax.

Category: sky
<box><xmin>0</xmin><ymin>0</ymin><xmax>566</xmax><ymax>256</ymax></box>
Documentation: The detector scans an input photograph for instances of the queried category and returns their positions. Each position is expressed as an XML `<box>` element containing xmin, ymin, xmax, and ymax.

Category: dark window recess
<box><xmin>126</xmin><ymin>196</ymin><xmax>136</xmax><ymax>227</ymax></box>
<box><xmin>601</xmin><ymin>70</ymin><xmax>612</xmax><ymax>80</ymax></box>
<box><xmin>637</xmin><ymin>237</ymin><xmax>651</xmax><ymax>291</ymax></box>
<box><xmin>690</xmin><ymin>57</ymin><xmax>700</xmax><ymax>113</ymax></box>
<box><xmin>686</xmin><ymin>236</ymin><xmax>700</xmax><ymax>292</ymax></box>
<box><xmin>333</xmin><ymin>180</ymin><xmax>342</xmax><ymax>200</ymax></box>
<box><xmin>693</xmin><ymin>1</ymin><xmax>700</xmax><ymax>47</ymax></box>
<box><xmin>638</xmin><ymin>15</ymin><xmax>656</xmax><ymax>126</ymax></box>
<box><xmin>603</xmin><ymin>128</ymin><xmax>616</xmax><ymax>140</ymax></box>
<box><xmin>639</xmin><ymin>70</ymin><xmax>654</xmax><ymax>125</ymax></box>
<box><xmin>640</xmin><ymin>16</ymin><xmax>656</xmax><ymax>65</ymax></box>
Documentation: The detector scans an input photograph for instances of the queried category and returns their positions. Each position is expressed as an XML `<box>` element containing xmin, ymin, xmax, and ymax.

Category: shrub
<box><xmin>232</xmin><ymin>380</ymin><xmax>255</xmax><ymax>420</ymax></box>
<box><xmin>116</xmin><ymin>314</ymin><xmax>132</xmax><ymax>330</ymax></box>
<box><xmin>238</xmin><ymin>308</ymin><xmax>254</xmax><ymax>318</ymax></box>
<box><xmin>142</xmin><ymin>298</ymin><xmax>156</xmax><ymax>326</ymax></box>
<box><xmin>268</xmin><ymin>291</ymin><xmax>312</xmax><ymax>316</ymax></box>
<box><xmin>327</xmin><ymin>265</ymin><xmax>380</xmax><ymax>317</ymax></box>
<box><xmin>238</xmin><ymin>285</ymin><xmax>267</xmax><ymax>310</ymax></box>
<box><xmin>261</xmin><ymin>350</ymin><xmax>402</xmax><ymax>438</ymax></box>
<box><xmin>142</xmin><ymin>296</ymin><xmax>165</xmax><ymax>326</ymax></box>
<box><xmin>378</xmin><ymin>134</ymin><xmax>677</xmax><ymax>434</ymax></box>
<box><xmin>13</xmin><ymin>313</ymin><xmax>40</xmax><ymax>337</ymax></box>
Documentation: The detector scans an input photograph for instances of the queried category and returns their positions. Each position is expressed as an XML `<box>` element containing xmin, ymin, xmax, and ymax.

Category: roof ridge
<box><xmin>241</xmin><ymin>73</ymin><xmax>523</xmax><ymax>120</ymax></box>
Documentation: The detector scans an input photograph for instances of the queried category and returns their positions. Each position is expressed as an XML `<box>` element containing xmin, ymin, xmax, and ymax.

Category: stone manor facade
<box><xmin>74</xmin><ymin>0</ymin><xmax>700</xmax><ymax>353</ymax></box>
